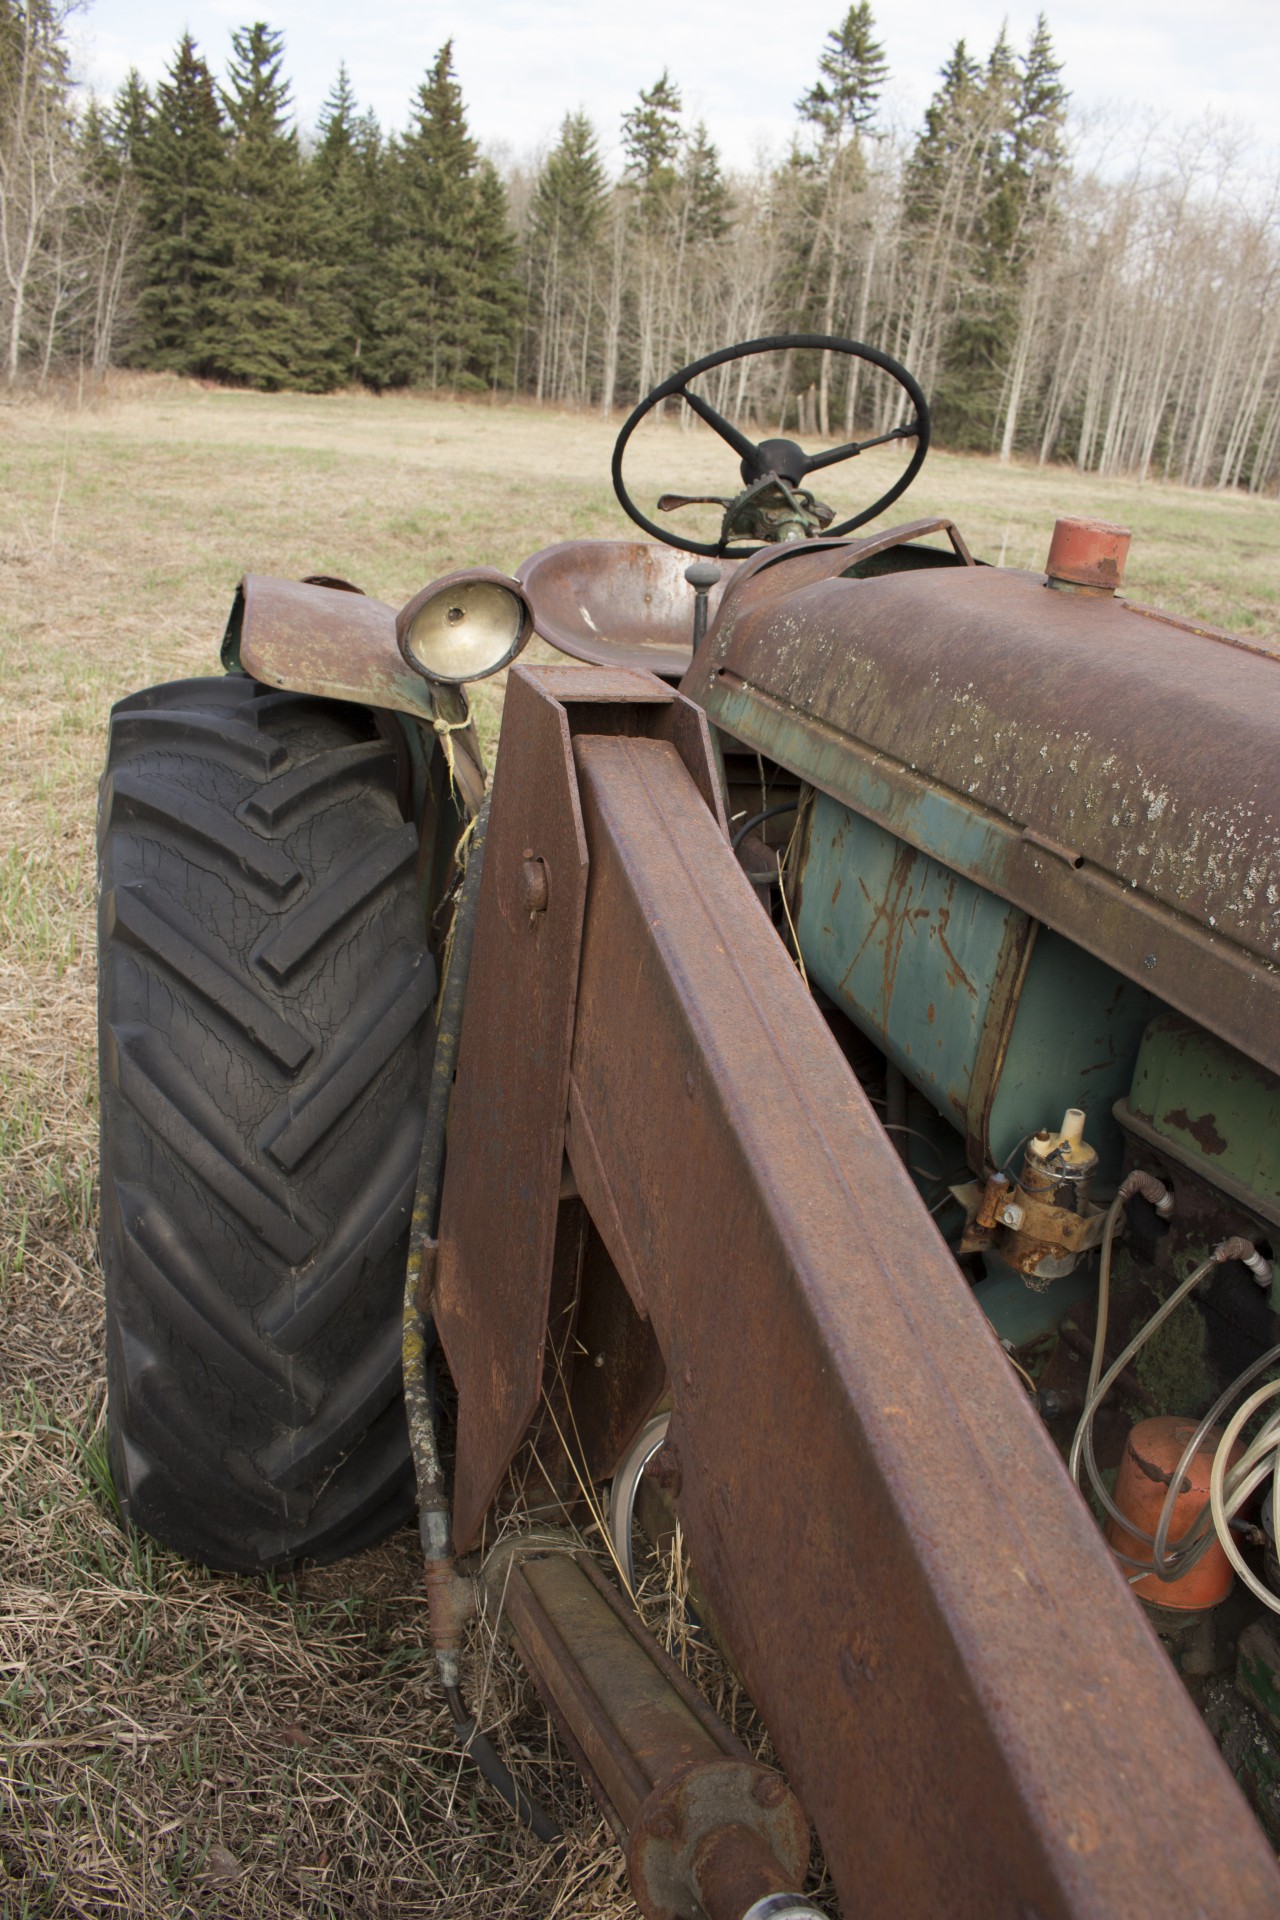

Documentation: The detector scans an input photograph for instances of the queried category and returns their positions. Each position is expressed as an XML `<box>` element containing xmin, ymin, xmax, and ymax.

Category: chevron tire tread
<box><xmin>98</xmin><ymin>676</ymin><xmax>433</xmax><ymax>1572</ymax></box>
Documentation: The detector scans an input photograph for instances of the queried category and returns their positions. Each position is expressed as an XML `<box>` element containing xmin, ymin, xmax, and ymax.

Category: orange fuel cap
<box><xmin>1106</xmin><ymin>1415</ymin><xmax>1239</xmax><ymax>1610</ymax></box>
<box><xmin>1045</xmin><ymin>516</ymin><xmax>1131</xmax><ymax>593</ymax></box>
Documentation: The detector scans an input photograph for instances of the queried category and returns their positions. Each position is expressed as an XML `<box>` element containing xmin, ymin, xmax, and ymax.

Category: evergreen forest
<box><xmin>2</xmin><ymin>1</ymin><xmax>1278</xmax><ymax>493</ymax></box>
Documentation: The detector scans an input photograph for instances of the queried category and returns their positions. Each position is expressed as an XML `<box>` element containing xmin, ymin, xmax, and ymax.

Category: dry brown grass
<box><xmin>1</xmin><ymin>371</ymin><xmax>1276</xmax><ymax>1917</ymax></box>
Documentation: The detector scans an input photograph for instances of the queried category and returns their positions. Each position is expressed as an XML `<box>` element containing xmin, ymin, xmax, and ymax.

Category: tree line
<box><xmin>3</xmin><ymin>0</ymin><xmax>1277</xmax><ymax>494</ymax></box>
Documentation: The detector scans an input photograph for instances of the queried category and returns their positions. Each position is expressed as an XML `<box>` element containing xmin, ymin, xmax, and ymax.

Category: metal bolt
<box><xmin>999</xmin><ymin>1204</ymin><xmax>1025</xmax><ymax>1230</ymax></box>
<box><xmin>752</xmin><ymin>1772</ymin><xmax>788</xmax><ymax>1809</ymax></box>
<box><xmin>645</xmin><ymin>1804</ymin><xmax>679</xmax><ymax>1840</ymax></box>
<box><xmin>649</xmin><ymin>1440</ymin><xmax>682</xmax><ymax>1500</ymax></box>
<box><xmin>520</xmin><ymin>854</ymin><xmax>549</xmax><ymax>915</ymax></box>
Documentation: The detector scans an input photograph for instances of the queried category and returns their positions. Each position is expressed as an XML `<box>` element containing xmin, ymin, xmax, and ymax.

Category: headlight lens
<box><xmin>398</xmin><ymin>573</ymin><xmax>532</xmax><ymax>685</ymax></box>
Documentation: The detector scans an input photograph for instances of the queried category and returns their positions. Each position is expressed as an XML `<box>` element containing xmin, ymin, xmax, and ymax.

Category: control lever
<box><xmin>685</xmin><ymin>561</ymin><xmax>722</xmax><ymax>650</ymax></box>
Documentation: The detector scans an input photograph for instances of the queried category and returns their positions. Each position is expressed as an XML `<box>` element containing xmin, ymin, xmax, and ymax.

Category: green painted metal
<box><xmin>989</xmin><ymin>929</ymin><xmax>1158</xmax><ymax>1179</ymax></box>
<box><xmin>1125</xmin><ymin>1014</ymin><xmax>1280</xmax><ymax>1222</ymax></box>
<box><xmin>795</xmin><ymin>793</ymin><xmax>1018</xmax><ymax>1143</ymax></box>
<box><xmin>795</xmin><ymin>790</ymin><xmax>1159</xmax><ymax>1178</ymax></box>
<box><xmin>973</xmin><ymin>1259</ymin><xmax>1095</xmax><ymax>1348</ymax></box>
<box><xmin>712</xmin><ymin>678</ymin><xmax>1006</xmax><ymax>886</ymax></box>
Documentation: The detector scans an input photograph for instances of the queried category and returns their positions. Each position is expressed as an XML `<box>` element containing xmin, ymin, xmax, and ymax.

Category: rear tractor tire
<box><xmin>98</xmin><ymin>675</ymin><xmax>435</xmax><ymax>1572</ymax></box>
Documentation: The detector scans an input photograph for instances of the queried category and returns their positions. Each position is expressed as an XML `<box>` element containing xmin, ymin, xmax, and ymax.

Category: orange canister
<box><xmin>1105</xmin><ymin>1415</ymin><xmax>1239</xmax><ymax>1610</ymax></box>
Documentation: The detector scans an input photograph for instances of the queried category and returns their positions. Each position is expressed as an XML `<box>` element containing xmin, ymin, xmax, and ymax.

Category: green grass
<box><xmin>0</xmin><ymin>369</ymin><xmax>1275</xmax><ymax>1916</ymax></box>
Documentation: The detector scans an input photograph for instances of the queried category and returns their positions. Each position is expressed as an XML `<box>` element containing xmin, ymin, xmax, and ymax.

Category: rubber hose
<box><xmin>402</xmin><ymin>797</ymin><xmax>492</xmax><ymax>1566</ymax></box>
<box><xmin>445</xmin><ymin>1685</ymin><xmax>563</xmax><ymax>1848</ymax></box>
<box><xmin>731</xmin><ymin>800</ymin><xmax>795</xmax><ymax>853</ymax></box>
<box><xmin>400</xmin><ymin>799</ymin><xmax>560</xmax><ymax>1848</ymax></box>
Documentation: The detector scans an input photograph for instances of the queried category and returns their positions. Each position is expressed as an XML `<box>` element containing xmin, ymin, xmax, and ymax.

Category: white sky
<box><xmin>70</xmin><ymin>1</ymin><xmax>1280</xmax><ymax>177</ymax></box>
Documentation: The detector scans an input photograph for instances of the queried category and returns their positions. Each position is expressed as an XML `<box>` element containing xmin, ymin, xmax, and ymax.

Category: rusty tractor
<box><xmin>98</xmin><ymin>335</ymin><xmax>1280</xmax><ymax>1918</ymax></box>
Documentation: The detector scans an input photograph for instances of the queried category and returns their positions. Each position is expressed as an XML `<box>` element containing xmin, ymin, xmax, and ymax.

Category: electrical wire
<box><xmin>1211</xmin><ymin>1381</ymin><xmax>1280</xmax><ymax>1614</ymax></box>
<box><xmin>1069</xmin><ymin>1246</ymin><xmax>1217</xmax><ymax>1546</ymax></box>
<box><xmin>881</xmin><ymin>1123</ymin><xmax>947</xmax><ymax>1182</ymax></box>
<box><xmin>1068</xmin><ymin>1197</ymin><xmax>1279</xmax><ymax>1598</ymax></box>
<box><xmin>1149</xmin><ymin>1341</ymin><xmax>1280</xmax><ymax>1581</ymax></box>
<box><xmin>731</xmin><ymin>800</ymin><xmax>796</xmax><ymax>853</ymax></box>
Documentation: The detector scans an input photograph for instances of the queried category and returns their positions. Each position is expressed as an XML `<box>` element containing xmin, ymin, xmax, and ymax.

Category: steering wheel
<box><xmin>611</xmin><ymin>333</ymin><xmax>930</xmax><ymax>558</ymax></box>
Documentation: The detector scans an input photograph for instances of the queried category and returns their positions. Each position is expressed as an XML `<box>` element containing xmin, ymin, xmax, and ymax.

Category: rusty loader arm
<box><xmin>431</xmin><ymin>663</ymin><xmax>1280</xmax><ymax>1920</ymax></box>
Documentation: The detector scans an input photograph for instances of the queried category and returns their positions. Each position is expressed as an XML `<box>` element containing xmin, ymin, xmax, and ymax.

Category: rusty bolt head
<box><xmin>520</xmin><ymin>855</ymin><xmax>549</xmax><ymax>915</ymax></box>
<box><xmin>752</xmin><ymin>1772</ymin><xmax>788</xmax><ymax>1809</ymax></box>
<box><xmin>648</xmin><ymin>1440</ymin><xmax>683</xmax><ymax>1500</ymax></box>
<box><xmin>1045</xmin><ymin>516</ymin><xmax>1131</xmax><ymax>594</ymax></box>
<box><xmin>644</xmin><ymin>1804</ymin><xmax>679</xmax><ymax>1841</ymax></box>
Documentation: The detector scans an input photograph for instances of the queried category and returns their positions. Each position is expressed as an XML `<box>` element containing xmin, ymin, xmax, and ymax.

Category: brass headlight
<box><xmin>397</xmin><ymin>569</ymin><xmax>533</xmax><ymax>685</ymax></box>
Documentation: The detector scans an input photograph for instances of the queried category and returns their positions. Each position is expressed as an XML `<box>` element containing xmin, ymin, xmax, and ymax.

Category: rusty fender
<box><xmin>230</xmin><ymin>573</ymin><xmax>433</xmax><ymax>715</ymax></box>
<box><xmin>229</xmin><ymin>566</ymin><xmax>530</xmax><ymax>715</ymax></box>
<box><xmin>435</xmin><ymin>662</ymin><xmax>1280</xmax><ymax>1920</ymax></box>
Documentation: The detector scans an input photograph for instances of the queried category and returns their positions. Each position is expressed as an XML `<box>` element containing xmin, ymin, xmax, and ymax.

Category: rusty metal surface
<box><xmin>1045</xmin><ymin>515</ymin><xmax>1131</xmax><ymax>591</ymax></box>
<box><xmin>630</xmin><ymin>1770</ymin><xmax>809</xmax><ymax>1920</ymax></box>
<box><xmin>501</xmin><ymin>1547</ymin><xmax>808</xmax><ymax>1920</ymax></box>
<box><xmin>567</xmin><ymin>1223</ymin><xmax>667</xmax><ymax>1485</ymax></box>
<box><xmin>687</xmin><ymin>515</ymin><xmax>975</xmax><ymax>658</ymax></box>
<box><xmin>434</xmin><ymin>670</ymin><xmax>590</xmax><ymax>1550</ymax></box>
<box><xmin>437</xmin><ymin>665</ymin><xmax>725</xmax><ymax>1550</ymax></box>
<box><xmin>964</xmin><ymin>909</ymin><xmax>1038</xmax><ymax>1169</ymax></box>
<box><xmin>237</xmin><ymin>574</ymin><xmax>437</xmax><ymax>717</ymax></box>
<box><xmin>686</xmin><ymin>1820</ymin><xmax>804</xmax><ymax>1920</ymax></box>
<box><xmin>687</xmin><ymin>562</ymin><xmax>1280</xmax><ymax>1071</ymax></box>
<box><xmin>556</xmin><ymin>723</ymin><xmax>1280</xmax><ymax>1916</ymax></box>
<box><xmin>518</xmin><ymin>540</ymin><xmax>740</xmax><ymax>677</ymax></box>
<box><xmin>504</xmin><ymin>1548</ymin><xmax>745</xmax><ymax>1828</ymax></box>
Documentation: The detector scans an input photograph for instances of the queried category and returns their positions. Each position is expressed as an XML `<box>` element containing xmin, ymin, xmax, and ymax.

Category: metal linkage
<box><xmin>493</xmin><ymin>1544</ymin><xmax>811</xmax><ymax>1920</ymax></box>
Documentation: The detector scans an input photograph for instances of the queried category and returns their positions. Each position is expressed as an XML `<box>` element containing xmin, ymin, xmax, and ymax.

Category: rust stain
<box><xmin>878</xmin><ymin>844</ymin><xmax>923</xmax><ymax>1021</ymax></box>
<box><xmin>837</xmin><ymin>841</ymin><xmax>924</xmax><ymax>1009</ymax></box>
<box><xmin>1163</xmin><ymin>1106</ymin><xmax>1228</xmax><ymax>1156</ymax></box>
<box><xmin>927</xmin><ymin>1003</ymin><xmax>936</xmax><ymax>1025</ymax></box>
<box><xmin>933</xmin><ymin>908</ymin><xmax>978</xmax><ymax>1001</ymax></box>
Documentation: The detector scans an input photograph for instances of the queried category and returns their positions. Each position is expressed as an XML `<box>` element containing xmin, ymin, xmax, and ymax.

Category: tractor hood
<box><xmin>684</xmin><ymin>552</ymin><xmax>1280</xmax><ymax>1074</ymax></box>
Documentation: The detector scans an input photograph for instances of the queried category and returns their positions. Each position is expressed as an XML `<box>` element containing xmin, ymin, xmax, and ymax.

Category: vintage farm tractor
<box><xmin>97</xmin><ymin>336</ymin><xmax>1280</xmax><ymax>1916</ymax></box>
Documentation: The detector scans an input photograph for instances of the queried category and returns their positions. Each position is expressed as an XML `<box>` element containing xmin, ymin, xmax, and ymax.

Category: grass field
<box><xmin>1</xmin><ymin>374</ymin><xmax>1276</xmax><ymax>1918</ymax></box>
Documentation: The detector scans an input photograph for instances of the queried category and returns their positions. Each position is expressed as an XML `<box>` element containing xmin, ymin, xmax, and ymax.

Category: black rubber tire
<box><xmin>98</xmin><ymin>675</ymin><xmax>435</xmax><ymax>1572</ymax></box>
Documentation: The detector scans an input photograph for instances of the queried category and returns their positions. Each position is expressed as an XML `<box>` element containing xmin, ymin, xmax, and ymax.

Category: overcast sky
<box><xmin>70</xmin><ymin>1</ymin><xmax>1279</xmax><ymax>176</ymax></box>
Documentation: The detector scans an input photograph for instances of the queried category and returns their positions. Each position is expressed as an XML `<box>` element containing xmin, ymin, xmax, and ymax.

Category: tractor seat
<box><xmin>517</xmin><ymin>540</ymin><xmax>739</xmax><ymax>680</ymax></box>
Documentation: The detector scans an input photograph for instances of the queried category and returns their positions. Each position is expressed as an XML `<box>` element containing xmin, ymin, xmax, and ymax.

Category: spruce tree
<box><xmin>905</xmin><ymin>20</ymin><xmax>1067</xmax><ymax>449</ymax></box>
<box><xmin>129</xmin><ymin>33</ymin><xmax>226</xmax><ymax>374</ymax></box>
<box><xmin>1015</xmin><ymin>15</ymin><xmax>1068</xmax><ymax>215</ymax></box>
<box><xmin>524</xmin><ymin>112</ymin><xmax>607</xmax><ymax>401</ymax></box>
<box><xmin>72</xmin><ymin>83</ymin><xmax>145</xmax><ymax>370</ymax></box>
<box><xmin>110</xmin><ymin>68</ymin><xmax>152</xmax><ymax>167</ymax></box>
<box><xmin>372</xmin><ymin>42</ymin><xmax>518</xmax><ymax>390</ymax></box>
<box><xmin>311</xmin><ymin>64</ymin><xmax>385</xmax><ymax>383</ymax></box>
<box><xmin>206</xmin><ymin>23</ymin><xmax>343</xmax><ymax>390</ymax></box>
<box><xmin>680</xmin><ymin>123</ymin><xmax>730</xmax><ymax>244</ymax></box>
<box><xmin>469</xmin><ymin>159</ymin><xmax>522</xmax><ymax>388</ymax></box>
<box><xmin>903</xmin><ymin>38</ymin><xmax>982</xmax><ymax>222</ymax></box>
<box><xmin>787</xmin><ymin>6</ymin><xmax>887</xmax><ymax>427</ymax></box>
<box><xmin>797</xmin><ymin>3</ymin><xmax>887</xmax><ymax>147</ymax></box>
<box><xmin>621</xmin><ymin>71</ymin><xmax>683</xmax><ymax>224</ymax></box>
<box><xmin>529</xmin><ymin>112</ymin><xmax>607</xmax><ymax>257</ymax></box>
